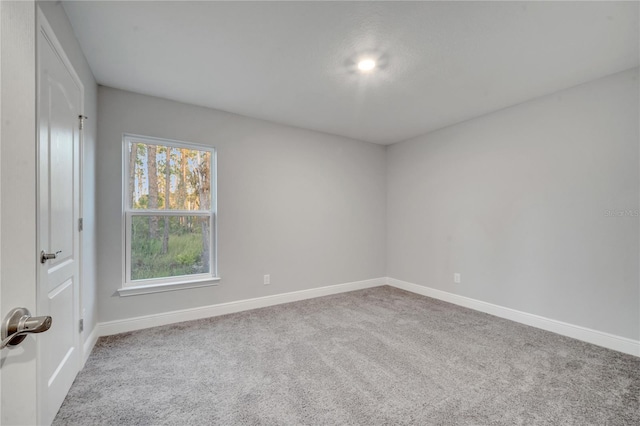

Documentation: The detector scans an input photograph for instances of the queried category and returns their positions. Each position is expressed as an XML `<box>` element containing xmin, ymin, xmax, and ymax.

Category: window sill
<box><xmin>117</xmin><ymin>277</ymin><xmax>221</xmax><ymax>297</ymax></box>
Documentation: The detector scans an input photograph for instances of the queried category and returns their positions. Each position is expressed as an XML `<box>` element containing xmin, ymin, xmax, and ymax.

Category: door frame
<box><xmin>36</xmin><ymin>7</ymin><xmax>85</xmax><ymax>424</ymax></box>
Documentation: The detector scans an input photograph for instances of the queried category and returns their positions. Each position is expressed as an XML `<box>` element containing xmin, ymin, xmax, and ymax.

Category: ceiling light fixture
<box><xmin>357</xmin><ymin>58</ymin><xmax>376</xmax><ymax>72</ymax></box>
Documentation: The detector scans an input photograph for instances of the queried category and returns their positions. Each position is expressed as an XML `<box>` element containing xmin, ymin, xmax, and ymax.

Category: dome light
<box><xmin>357</xmin><ymin>59</ymin><xmax>376</xmax><ymax>72</ymax></box>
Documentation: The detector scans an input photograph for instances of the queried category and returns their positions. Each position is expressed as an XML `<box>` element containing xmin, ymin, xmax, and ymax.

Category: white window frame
<box><xmin>119</xmin><ymin>134</ymin><xmax>219</xmax><ymax>297</ymax></box>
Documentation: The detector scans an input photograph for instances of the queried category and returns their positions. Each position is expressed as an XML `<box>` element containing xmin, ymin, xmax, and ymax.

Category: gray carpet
<box><xmin>53</xmin><ymin>286</ymin><xmax>640</xmax><ymax>425</ymax></box>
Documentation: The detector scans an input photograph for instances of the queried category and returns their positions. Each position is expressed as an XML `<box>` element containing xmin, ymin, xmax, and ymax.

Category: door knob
<box><xmin>1</xmin><ymin>307</ymin><xmax>52</xmax><ymax>349</ymax></box>
<box><xmin>41</xmin><ymin>250</ymin><xmax>62</xmax><ymax>264</ymax></box>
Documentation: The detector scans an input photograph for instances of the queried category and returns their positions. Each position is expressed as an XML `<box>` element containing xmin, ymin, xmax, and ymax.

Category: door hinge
<box><xmin>79</xmin><ymin>115</ymin><xmax>87</xmax><ymax>130</ymax></box>
<box><xmin>79</xmin><ymin>319</ymin><xmax>84</xmax><ymax>333</ymax></box>
<box><xmin>78</xmin><ymin>218</ymin><xmax>83</xmax><ymax>231</ymax></box>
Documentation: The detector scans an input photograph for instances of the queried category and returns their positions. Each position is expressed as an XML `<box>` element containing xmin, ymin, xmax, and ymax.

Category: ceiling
<box><xmin>63</xmin><ymin>1</ymin><xmax>639</xmax><ymax>145</ymax></box>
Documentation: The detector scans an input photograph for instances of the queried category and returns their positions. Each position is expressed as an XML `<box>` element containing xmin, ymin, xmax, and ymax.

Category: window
<box><xmin>121</xmin><ymin>134</ymin><xmax>218</xmax><ymax>295</ymax></box>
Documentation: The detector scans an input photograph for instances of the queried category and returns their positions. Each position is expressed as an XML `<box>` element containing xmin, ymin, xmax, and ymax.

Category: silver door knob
<box><xmin>40</xmin><ymin>250</ymin><xmax>62</xmax><ymax>264</ymax></box>
<box><xmin>1</xmin><ymin>307</ymin><xmax>52</xmax><ymax>349</ymax></box>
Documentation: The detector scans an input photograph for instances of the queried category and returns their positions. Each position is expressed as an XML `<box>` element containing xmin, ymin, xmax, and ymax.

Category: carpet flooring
<box><xmin>53</xmin><ymin>286</ymin><xmax>640</xmax><ymax>425</ymax></box>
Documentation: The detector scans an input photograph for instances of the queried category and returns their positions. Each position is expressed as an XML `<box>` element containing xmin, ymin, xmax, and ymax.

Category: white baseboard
<box><xmin>387</xmin><ymin>277</ymin><xmax>640</xmax><ymax>357</ymax></box>
<box><xmin>92</xmin><ymin>276</ymin><xmax>638</xmax><ymax>358</ymax></box>
<box><xmin>98</xmin><ymin>277</ymin><xmax>386</xmax><ymax>337</ymax></box>
<box><xmin>82</xmin><ymin>325</ymin><xmax>99</xmax><ymax>366</ymax></box>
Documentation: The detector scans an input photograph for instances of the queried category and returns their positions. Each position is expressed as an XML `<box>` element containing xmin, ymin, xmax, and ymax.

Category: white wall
<box><xmin>97</xmin><ymin>87</ymin><xmax>387</xmax><ymax>323</ymax></box>
<box><xmin>37</xmin><ymin>1</ymin><xmax>98</xmax><ymax>346</ymax></box>
<box><xmin>387</xmin><ymin>68</ymin><xmax>639</xmax><ymax>340</ymax></box>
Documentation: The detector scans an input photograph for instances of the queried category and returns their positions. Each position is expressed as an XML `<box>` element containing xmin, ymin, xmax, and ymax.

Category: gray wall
<box><xmin>387</xmin><ymin>68</ymin><xmax>639</xmax><ymax>340</ymax></box>
<box><xmin>97</xmin><ymin>87</ymin><xmax>387</xmax><ymax>323</ymax></box>
<box><xmin>37</xmin><ymin>2</ymin><xmax>98</xmax><ymax>343</ymax></box>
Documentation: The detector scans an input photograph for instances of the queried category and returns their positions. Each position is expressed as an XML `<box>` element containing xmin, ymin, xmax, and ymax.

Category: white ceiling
<box><xmin>63</xmin><ymin>1</ymin><xmax>639</xmax><ymax>145</ymax></box>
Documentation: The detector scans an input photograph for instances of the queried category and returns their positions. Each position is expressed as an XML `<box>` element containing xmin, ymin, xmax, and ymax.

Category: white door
<box><xmin>1</xmin><ymin>1</ymin><xmax>39</xmax><ymax>425</ymax></box>
<box><xmin>37</xmin><ymin>11</ymin><xmax>83</xmax><ymax>425</ymax></box>
<box><xmin>0</xmin><ymin>1</ymin><xmax>3</xmax><ymax>421</ymax></box>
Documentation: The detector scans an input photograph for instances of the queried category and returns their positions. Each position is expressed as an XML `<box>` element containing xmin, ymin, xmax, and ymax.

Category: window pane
<box><xmin>130</xmin><ymin>215</ymin><xmax>211</xmax><ymax>281</ymax></box>
<box><xmin>128</xmin><ymin>142</ymin><xmax>211</xmax><ymax>211</ymax></box>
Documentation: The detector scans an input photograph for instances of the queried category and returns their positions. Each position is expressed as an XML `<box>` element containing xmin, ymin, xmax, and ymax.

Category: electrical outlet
<box><xmin>454</xmin><ymin>273</ymin><xmax>461</xmax><ymax>284</ymax></box>
<box><xmin>263</xmin><ymin>274</ymin><xmax>270</xmax><ymax>285</ymax></box>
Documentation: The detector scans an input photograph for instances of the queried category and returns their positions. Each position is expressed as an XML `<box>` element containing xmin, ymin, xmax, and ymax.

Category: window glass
<box><xmin>124</xmin><ymin>135</ymin><xmax>216</xmax><ymax>287</ymax></box>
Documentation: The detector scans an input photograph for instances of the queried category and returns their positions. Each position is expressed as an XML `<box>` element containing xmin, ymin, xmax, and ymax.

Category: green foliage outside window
<box><xmin>127</xmin><ymin>140</ymin><xmax>214</xmax><ymax>282</ymax></box>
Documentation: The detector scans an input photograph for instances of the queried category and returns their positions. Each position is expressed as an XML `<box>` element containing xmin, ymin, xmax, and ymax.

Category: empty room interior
<box><xmin>0</xmin><ymin>0</ymin><xmax>639</xmax><ymax>425</ymax></box>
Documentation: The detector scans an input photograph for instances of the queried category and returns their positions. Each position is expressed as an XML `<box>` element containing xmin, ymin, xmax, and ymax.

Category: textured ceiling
<box><xmin>63</xmin><ymin>1</ymin><xmax>639</xmax><ymax>145</ymax></box>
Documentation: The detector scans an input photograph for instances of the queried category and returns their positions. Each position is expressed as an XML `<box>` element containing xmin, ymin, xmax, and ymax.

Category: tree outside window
<box><xmin>123</xmin><ymin>135</ymin><xmax>216</xmax><ymax>286</ymax></box>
